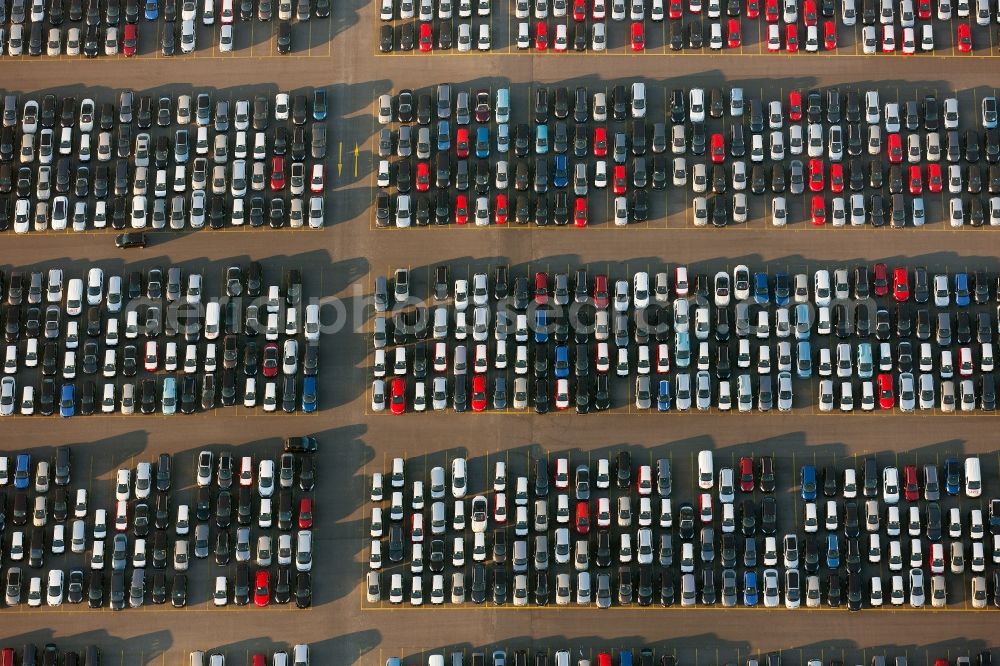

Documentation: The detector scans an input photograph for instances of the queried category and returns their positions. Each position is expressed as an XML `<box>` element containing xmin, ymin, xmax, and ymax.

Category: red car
<box><xmin>764</xmin><ymin>0</ymin><xmax>779</xmax><ymax>20</ymax></box>
<box><xmin>593</xmin><ymin>274</ymin><xmax>609</xmax><ymax>309</ymax></box>
<box><xmin>534</xmin><ymin>272</ymin><xmax>549</xmax><ymax>304</ymax></box>
<box><xmin>746</xmin><ymin>0</ymin><xmax>760</xmax><ymax>18</ymax></box>
<box><xmin>299</xmin><ymin>497</ymin><xmax>314</xmax><ymax>529</ymax></box>
<box><xmin>252</xmin><ymin>656</ymin><xmax>266</xmax><ymax>666</ymax></box>
<box><xmin>823</xmin><ymin>20</ymin><xmax>836</xmax><ymax>49</ymax></box>
<box><xmin>727</xmin><ymin>18</ymin><xmax>741</xmax><ymax>47</ymax></box>
<box><xmin>810</xmin><ymin>196</ymin><xmax>826</xmax><ymax>226</ymax></box>
<box><xmin>710</xmin><ymin>133</ymin><xmax>726</xmax><ymax>163</ymax></box>
<box><xmin>873</xmin><ymin>263</ymin><xmax>888</xmax><ymax>295</ymax></box>
<box><xmin>495</xmin><ymin>193</ymin><xmax>508</xmax><ymax>225</ymax></box>
<box><xmin>808</xmin><ymin>159</ymin><xmax>824</xmax><ymax>192</ymax></box>
<box><xmin>802</xmin><ymin>0</ymin><xmax>817</xmax><ymax>22</ymax></box>
<box><xmin>785</xmin><ymin>23</ymin><xmax>798</xmax><ymax>51</ymax></box>
<box><xmin>390</xmin><ymin>377</ymin><xmax>406</xmax><ymax>415</ymax></box>
<box><xmin>535</xmin><ymin>21</ymin><xmax>548</xmax><ymax>50</ymax></box>
<box><xmin>829</xmin><ymin>163</ymin><xmax>844</xmax><ymax>192</ymax></box>
<box><xmin>574</xmin><ymin>197</ymin><xmax>588</xmax><ymax>227</ymax></box>
<box><xmin>454</xmin><ymin>194</ymin><xmax>469</xmax><ymax>224</ymax></box>
<box><xmin>927</xmin><ymin>163</ymin><xmax>943</xmax><ymax>192</ymax></box>
<box><xmin>893</xmin><ymin>267</ymin><xmax>909</xmax><ymax>302</ymax></box>
<box><xmin>887</xmin><ymin>133</ymin><xmax>903</xmax><ymax>163</ymax></box>
<box><xmin>419</xmin><ymin>22</ymin><xmax>433</xmax><ymax>51</ymax></box>
<box><xmin>877</xmin><ymin>373</ymin><xmax>894</xmax><ymax>410</ymax></box>
<box><xmin>456</xmin><ymin>128</ymin><xmax>470</xmax><ymax>158</ymax></box>
<box><xmin>908</xmin><ymin>165</ymin><xmax>923</xmax><ymax>194</ymax></box>
<box><xmin>415</xmin><ymin>161</ymin><xmax>430</xmax><ymax>192</ymax></box>
<box><xmin>903</xmin><ymin>464</ymin><xmax>920</xmax><ymax>501</ymax></box>
<box><xmin>788</xmin><ymin>91</ymin><xmax>802</xmax><ymax>121</ymax></box>
<box><xmin>593</xmin><ymin>127</ymin><xmax>608</xmax><ymax>156</ymax></box>
<box><xmin>575</xmin><ymin>501</ymin><xmax>590</xmax><ymax>535</ymax></box>
<box><xmin>573</xmin><ymin>0</ymin><xmax>587</xmax><ymax>20</ymax></box>
<box><xmin>254</xmin><ymin>569</ymin><xmax>270</xmax><ymax>607</ymax></box>
<box><xmin>630</xmin><ymin>21</ymin><xmax>645</xmax><ymax>50</ymax></box>
<box><xmin>957</xmin><ymin>23</ymin><xmax>972</xmax><ymax>52</ymax></box>
<box><xmin>917</xmin><ymin>0</ymin><xmax>931</xmax><ymax>17</ymax></box>
<box><xmin>123</xmin><ymin>24</ymin><xmax>138</xmax><ymax>57</ymax></box>
<box><xmin>471</xmin><ymin>374</ymin><xmax>488</xmax><ymax>412</ymax></box>
<box><xmin>613</xmin><ymin>165</ymin><xmax>627</xmax><ymax>194</ymax></box>
<box><xmin>262</xmin><ymin>342</ymin><xmax>279</xmax><ymax>377</ymax></box>
<box><xmin>738</xmin><ymin>457</ymin><xmax>755</xmax><ymax>492</ymax></box>
<box><xmin>669</xmin><ymin>0</ymin><xmax>683</xmax><ymax>16</ymax></box>
<box><xmin>270</xmin><ymin>156</ymin><xmax>285</xmax><ymax>191</ymax></box>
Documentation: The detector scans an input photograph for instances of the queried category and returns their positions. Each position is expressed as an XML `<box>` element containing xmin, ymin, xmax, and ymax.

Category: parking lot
<box><xmin>2</xmin><ymin>6</ymin><xmax>1000</xmax><ymax>666</ymax></box>
<box><xmin>374</xmin><ymin>2</ymin><xmax>1000</xmax><ymax>56</ymax></box>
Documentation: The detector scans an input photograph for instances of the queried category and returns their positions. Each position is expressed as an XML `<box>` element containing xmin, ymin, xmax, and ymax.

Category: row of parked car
<box><xmin>190</xmin><ymin>645</ymin><xmax>312</xmax><ymax>666</ymax></box>
<box><xmin>0</xmin><ymin>645</ymin><xmax>102</xmax><ymax>666</ymax></box>
<box><xmin>370</xmin><ymin>263</ymin><xmax>1000</xmax><ymax>412</ymax></box>
<box><xmin>0</xmin><ymin>0</ymin><xmax>327</xmax><ymax>58</ymax></box>
<box><xmin>366</xmin><ymin>452</ymin><xmax>1000</xmax><ymax>608</ymax></box>
<box><xmin>0</xmin><ymin>263</ymin><xmax>321</xmax><ymax>415</ymax></box>
<box><xmin>0</xmin><ymin>89</ymin><xmax>329</xmax><ymax>231</ymax></box>
<box><xmin>401</xmin><ymin>653</ymin><xmax>994</xmax><ymax>666</ymax></box>
<box><xmin>374</xmin><ymin>83</ymin><xmax>1000</xmax><ymax>226</ymax></box>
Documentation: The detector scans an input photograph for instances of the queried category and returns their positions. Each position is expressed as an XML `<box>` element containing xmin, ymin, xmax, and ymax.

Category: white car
<box><xmin>46</xmin><ymin>569</ymin><xmax>64</xmax><ymax>606</ymax></box>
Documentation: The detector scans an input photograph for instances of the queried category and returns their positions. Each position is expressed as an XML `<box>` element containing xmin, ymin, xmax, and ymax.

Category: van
<box><xmin>496</xmin><ymin>88</ymin><xmax>511</xmax><ymax>124</ymax></box>
<box><xmin>65</xmin><ymin>278</ymin><xmax>84</xmax><ymax>316</ymax></box>
<box><xmin>631</xmin><ymin>82</ymin><xmax>647</xmax><ymax>118</ymax></box>
<box><xmin>204</xmin><ymin>302</ymin><xmax>221</xmax><ymax>339</ymax></box>
<box><xmin>373</xmin><ymin>317</ymin><xmax>387</xmax><ymax>349</ymax></box>
<box><xmin>71</xmin><ymin>519</ymin><xmax>86</xmax><ymax>552</ymax></box>
<box><xmin>965</xmin><ymin>457</ymin><xmax>982</xmax><ymax>497</ymax></box>
<box><xmin>374</xmin><ymin>276</ymin><xmax>388</xmax><ymax>312</ymax></box>
<box><xmin>431</xmin><ymin>501</ymin><xmax>446</xmax><ymax>534</ymax></box>
<box><xmin>697</xmin><ymin>450</ymin><xmax>714</xmax><ymax>489</ymax></box>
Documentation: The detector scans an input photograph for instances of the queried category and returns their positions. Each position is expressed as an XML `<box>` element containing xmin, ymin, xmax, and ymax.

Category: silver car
<box><xmin>635</xmin><ymin>376</ymin><xmax>651</xmax><ymax>410</ymax></box>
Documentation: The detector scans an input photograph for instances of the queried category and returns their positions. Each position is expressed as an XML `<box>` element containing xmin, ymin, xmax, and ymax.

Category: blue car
<box><xmin>620</xmin><ymin>651</ymin><xmax>634</xmax><ymax>666</ymax></box>
<box><xmin>14</xmin><ymin>454</ymin><xmax>31</xmax><ymax>490</ymax></box>
<box><xmin>162</xmin><ymin>377</ymin><xmax>177</xmax><ymax>415</ymax></box>
<box><xmin>534</xmin><ymin>309</ymin><xmax>548</xmax><ymax>343</ymax></box>
<box><xmin>657</xmin><ymin>379</ymin><xmax>672</xmax><ymax>411</ymax></box>
<box><xmin>143</xmin><ymin>0</ymin><xmax>158</xmax><ymax>19</ymax></box>
<box><xmin>535</xmin><ymin>124</ymin><xmax>549</xmax><ymax>154</ymax></box>
<box><xmin>554</xmin><ymin>345</ymin><xmax>569</xmax><ymax>378</ymax></box>
<box><xmin>826</xmin><ymin>534</ymin><xmax>841</xmax><ymax>569</ymax></box>
<box><xmin>800</xmin><ymin>465</ymin><xmax>817</xmax><ymax>500</ymax></box>
<box><xmin>954</xmin><ymin>273</ymin><xmax>970</xmax><ymax>306</ymax></box>
<box><xmin>796</xmin><ymin>341</ymin><xmax>812</xmax><ymax>379</ymax></box>
<box><xmin>59</xmin><ymin>384</ymin><xmax>75</xmax><ymax>417</ymax></box>
<box><xmin>475</xmin><ymin>126</ymin><xmax>490</xmax><ymax>159</ymax></box>
<box><xmin>302</xmin><ymin>376</ymin><xmax>317</xmax><ymax>413</ymax></box>
<box><xmin>774</xmin><ymin>272</ymin><xmax>790</xmax><ymax>305</ymax></box>
<box><xmin>437</xmin><ymin>121</ymin><xmax>451</xmax><ymax>152</ymax></box>
<box><xmin>553</xmin><ymin>155</ymin><xmax>569</xmax><ymax>188</ymax></box>
<box><xmin>943</xmin><ymin>458</ymin><xmax>961</xmax><ymax>495</ymax></box>
<box><xmin>753</xmin><ymin>272</ymin><xmax>770</xmax><ymax>304</ymax></box>
<box><xmin>743</xmin><ymin>570</ymin><xmax>759</xmax><ymax>606</ymax></box>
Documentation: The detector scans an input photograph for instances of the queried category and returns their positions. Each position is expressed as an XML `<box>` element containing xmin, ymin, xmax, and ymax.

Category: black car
<box><xmin>67</xmin><ymin>569</ymin><xmax>85</xmax><ymax>604</ymax></box>
<box><xmin>88</xmin><ymin>571</ymin><xmax>104</xmax><ymax>608</ymax></box>
<box><xmin>171</xmin><ymin>574</ymin><xmax>187</xmax><ymax>607</ymax></box>
<box><xmin>274</xmin><ymin>567</ymin><xmax>292</xmax><ymax>604</ymax></box>
<box><xmin>295</xmin><ymin>572</ymin><xmax>312</xmax><ymax>608</ymax></box>
<box><xmin>276</xmin><ymin>20</ymin><xmax>292</xmax><ymax>53</ymax></box>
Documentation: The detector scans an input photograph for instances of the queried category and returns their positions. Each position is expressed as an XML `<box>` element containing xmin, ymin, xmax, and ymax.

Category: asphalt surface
<box><xmin>2</xmin><ymin>14</ymin><xmax>1000</xmax><ymax>666</ymax></box>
